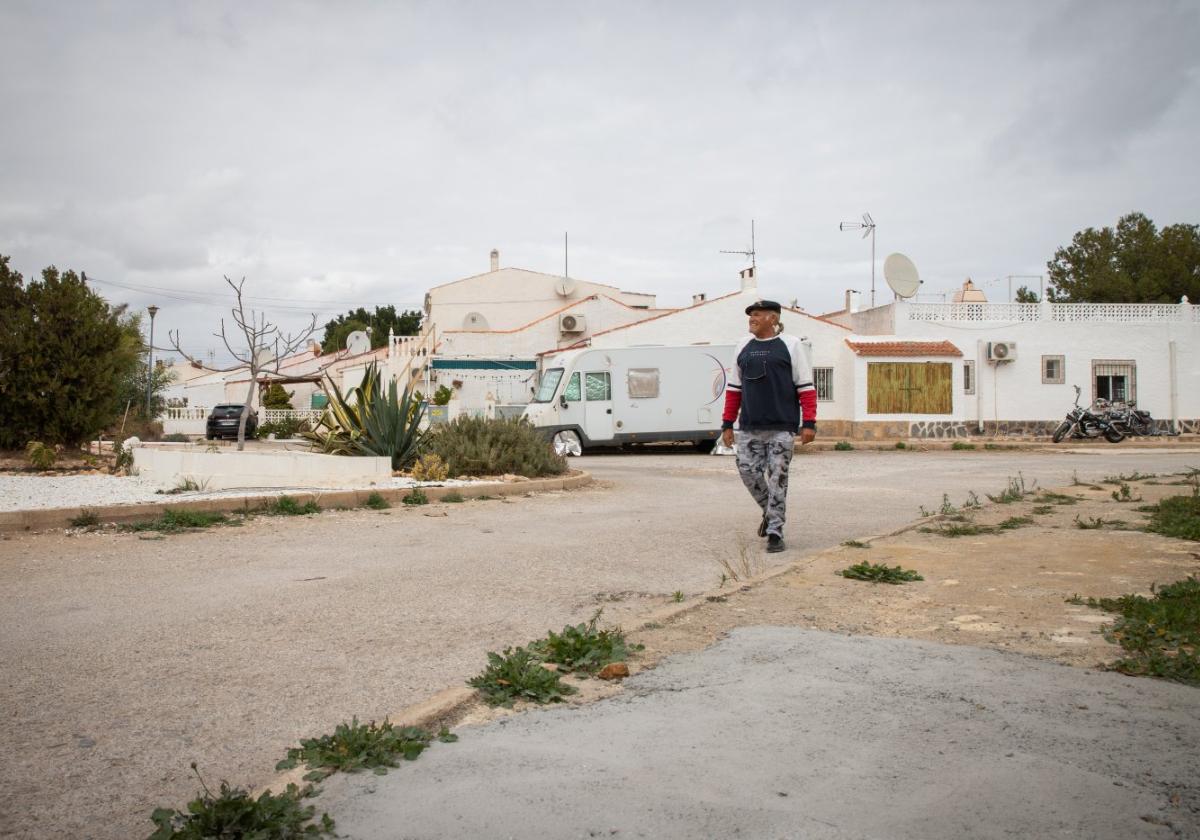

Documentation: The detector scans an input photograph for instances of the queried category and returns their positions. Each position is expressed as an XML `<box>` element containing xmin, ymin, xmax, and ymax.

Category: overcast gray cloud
<box><xmin>2</xmin><ymin>0</ymin><xmax>1198</xmax><ymax>359</ymax></box>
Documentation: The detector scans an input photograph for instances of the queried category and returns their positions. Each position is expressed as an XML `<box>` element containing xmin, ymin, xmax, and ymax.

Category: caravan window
<box><xmin>563</xmin><ymin>372</ymin><xmax>582</xmax><ymax>402</ymax></box>
<box><xmin>627</xmin><ymin>368</ymin><xmax>660</xmax><ymax>399</ymax></box>
<box><xmin>532</xmin><ymin>368</ymin><xmax>564</xmax><ymax>402</ymax></box>
<box><xmin>585</xmin><ymin>371</ymin><xmax>612</xmax><ymax>401</ymax></box>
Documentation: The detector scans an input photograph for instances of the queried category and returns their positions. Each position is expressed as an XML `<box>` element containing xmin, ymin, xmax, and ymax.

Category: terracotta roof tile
<box><xmin>845</xmin><ymin>339</ymin><xmax>962</xmax><ymax>357</ymax></box>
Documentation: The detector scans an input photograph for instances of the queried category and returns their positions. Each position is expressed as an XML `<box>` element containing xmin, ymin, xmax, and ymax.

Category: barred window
<box><xmin>1093</xmin><ymin>360</ymin><xmax>1135</xmax><ymax>404</ymax></box>
<box><xmin>1042</xmin><ymin>355</ymin><xmax>1065</xmax><ymax>384</ymax></box>
<box><xmin>963</xmin><ymin>361</ymin><xmax>975</xmax><ymax>395</ymax></box>
<box><xmin>813</xmin><ymin>367</ymin><xmax>834</xmax><ymax>402</ymax></box>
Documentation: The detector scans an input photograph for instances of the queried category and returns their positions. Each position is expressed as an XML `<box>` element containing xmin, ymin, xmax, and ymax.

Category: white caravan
<box><xmin>522</xmin><ymin>344</ymin><xmax>734</xmax><ymax>453</ymax></box>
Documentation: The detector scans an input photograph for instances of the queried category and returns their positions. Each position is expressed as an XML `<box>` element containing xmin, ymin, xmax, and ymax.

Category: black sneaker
<box><xmin>766</xmin><ymin>534</ymin><xmax>785</xmax><ymax>553</ymax></box>
<box><xmin>757</xmin><ymin>516</ymin><xmax>768</xmax><ymax>538</ymax></box>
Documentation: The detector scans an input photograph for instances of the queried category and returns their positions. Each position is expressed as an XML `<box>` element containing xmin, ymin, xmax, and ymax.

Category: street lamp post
<box><xmin>839</xmin><ymin>213</ymin><xmax>877</xmax><ymax>308</ymax></box>
<box><xmin>145</xmin><ymin>305</ymin><xmax>159</xmax><ymax>417</ymax></box>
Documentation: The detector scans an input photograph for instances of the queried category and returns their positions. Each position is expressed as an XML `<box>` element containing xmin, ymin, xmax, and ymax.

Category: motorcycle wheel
<box><xmin>1051</xmin><ymin>421</ymin><xmax>1072</xmax><ymax>443</ymax></box>
<box><xmin>1104</xmin><ymin>426</ymin><xmax>1125</xmax><ymax>443</ymax></box>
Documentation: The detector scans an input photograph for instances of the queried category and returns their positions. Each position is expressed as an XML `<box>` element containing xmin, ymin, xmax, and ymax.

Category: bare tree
<box><xmin>169</xmin><ymin>276</ymin><xmax>317</xmax><ymax>451</ymax></box>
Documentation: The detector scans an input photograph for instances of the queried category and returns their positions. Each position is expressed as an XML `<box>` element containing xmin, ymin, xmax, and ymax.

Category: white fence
<box><xmin>905</xmin><ymin>301</ymin><xmax>1198</xmax><ymax>324</ymax></box>
<box><xmin>162</xmin><ymin>407</ymin><xmax>326</xmax><ymax>437</ymax></box>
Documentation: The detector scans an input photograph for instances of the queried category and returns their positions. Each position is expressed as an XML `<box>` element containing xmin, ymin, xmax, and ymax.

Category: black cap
<box><xmin>745</xmin><ymin>299</ymin><xmax>782</xmax><ymax>315</ymax></box>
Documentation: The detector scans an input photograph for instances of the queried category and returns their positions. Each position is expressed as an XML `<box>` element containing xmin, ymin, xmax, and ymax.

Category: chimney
<box><xmin>692</xmin><ymin>292</ymin><xmax>707</xmax><ymax>306</ymax></box>
<box><xmin>490</xmin><ymin>249</ymin><xmax>499</xmax><ymax>272</ymax></box>
<box><xmin>845</xmin><ymin>289</ymin><xmax>861</xmax><ymax>313</ymax></box>
<box><xmin>739</xmin><ymin>265</ymin><xmax>756</xmax><ymax>291</ymax></box>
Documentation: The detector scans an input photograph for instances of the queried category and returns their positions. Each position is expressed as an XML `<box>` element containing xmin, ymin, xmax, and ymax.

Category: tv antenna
<box><xmin>839</xmin><ymin>212</ymin><xmax>877</xmax><ymax>308</ymax></box>
<box><xmin>720</xmin><ymin>219</ymin><xmax>756</xmax><ymax>269</ymax></box>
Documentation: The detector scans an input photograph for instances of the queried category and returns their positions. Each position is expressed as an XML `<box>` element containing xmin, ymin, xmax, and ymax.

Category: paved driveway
<box><xmin>0</xmin><ymin>448</ymin><xmax>1196</xmax><ymax>838</ymax></box>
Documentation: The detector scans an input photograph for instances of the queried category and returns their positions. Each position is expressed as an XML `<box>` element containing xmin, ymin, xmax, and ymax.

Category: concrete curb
<box><xmin>0</xmin><ymin>470</ymin><xmax>593</xmax><ymax>534</ymax></box>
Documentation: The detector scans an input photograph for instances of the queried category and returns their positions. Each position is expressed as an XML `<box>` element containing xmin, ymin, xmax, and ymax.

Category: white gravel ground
<box><xmin>0</xmin><ymin>474</ymin><xmax>483</xmax><ymax>512</ymax></box>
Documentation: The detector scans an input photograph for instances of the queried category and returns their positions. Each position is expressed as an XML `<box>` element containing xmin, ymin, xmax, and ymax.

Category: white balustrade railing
<box><xmin>262</xmin><ymin>408</ymin><xmax>326</xmax><ymax>425</ymax></box>
<box><xmin>905</xmin><ymin>301</ymin><xmax>1197</xmax><ymax>324</ymax></box>
<box><xmin>164</xmin><ymin>407</ymin><xmax>210</xmax><ymax>421</ymax></box>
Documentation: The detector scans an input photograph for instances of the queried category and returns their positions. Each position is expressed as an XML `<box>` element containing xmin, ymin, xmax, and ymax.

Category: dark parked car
<box><xmin>206</xmin><ymin>404</ymin><xmax>258</xmax><ymax>440</ymax></box>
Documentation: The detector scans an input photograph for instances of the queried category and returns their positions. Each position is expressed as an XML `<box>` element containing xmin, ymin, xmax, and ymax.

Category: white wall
<box><xmin>891</xmin><ymin>301</ymin><xmax>1200</xmax><ymax>422</ymax></box>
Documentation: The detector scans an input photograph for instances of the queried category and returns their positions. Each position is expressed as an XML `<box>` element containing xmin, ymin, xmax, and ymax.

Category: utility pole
<box><xmin>145</xmin><ymin>305</ymin><xmax>159</xmax><ymax>417</ymax></box>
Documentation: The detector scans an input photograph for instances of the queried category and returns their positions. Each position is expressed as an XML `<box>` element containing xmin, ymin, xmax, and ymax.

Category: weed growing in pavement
<box><xmin>833</xmin><ymin>441</ymin><xmax>854</xmax><ymax>451</ymax></box>
<box><xmin>838</xmin><ymin>562</ymin><xmax>924</xmax><ymax>584</ymax></box>
<box><xmin>1142</xmin><ymin>495</ymin><xmax>1200</xmax><ymax>541</ymax></box>
<box><xmin>474</xmin><ymin>494</ymin><xmax>498</xmax><ymax>501</ymax></box>
<box><xmin>276</xmin><ymin>718</ymin><xmax>455</xmax><ymax>781</ymax></box>
<box><xmin>401</xmin><ymin>488</ymin><xmax>429</xmax><ymax>506</ymax></box>
<box><xmin>986</xmin><ymin>473</ymin><xmax>1034</xmax><ymax>504</ymax></box>
<box><xmin>148</xmin><ymin>763</ymin><xmax>334</xmax><ymax>839</ymax></box>
<box><xmin>998</xmin><ymin>516</ymin><xmax>1035</xmax><ymax>530</ymax></box>
<box><xmin>1074</xmin><ymin>516</ymin><xmax>1108</xmax><ymax>530</ymax></box>
<box><xmin>69</xmin><ymin>508</ymin><xmax>100</xmax><ymax>528</ymax></box>
<box><xmin>919</xmin><ymin>491</ymin><xmax>980</xmax><ymax>518</ymax></box>
<box><xmin>717</xmin><ymin>536</ymin><xmax>762</xmax><ymax>583</ymax></box>
<box><xmin>1067</xmin><ymin>577</ymin><xmax>1200</xmax><ymax>685</ymax></box>
<box><xmin>671</xmin><ymin>590</ymin><xmax>685</xmax><ymax>602</ymax></box>
<box><xmin>442</xmin><ymin>490</ymin><xmax>465</xmax><ymax>503</ymax></box>
<box><xmin>841</xmin><ymin>539</ymin><xmax>870</xmax><ymax>548</ymax></box>
<box><xmin>1101</xmin><ymin>471</ymin><xmax>1157</xmax><ymax>485</ymax></box>
<box><xmin>468</xmin><ymin>646</ymin><xmax>577</xmax><ymax>707</ymax></box>
<box><xmin>364</xmin><ymin>492</ymin><xmax>390</xmax><ymax>510</ymax></box>
<box><xmin>263</xmin><ymin>495</ymin><xmax>320</xmax><ymax>516</ymax></box>
<box><xmin>951</xmin><ymin>441</ymin><xmax>976</xmax><ymax>450</ymax></box>
<box><xmin>919</xmin><ymin>522</ymin><xmax>996</xmax><ymax>538</ymax></box>
<box><xmin>1035</xmin><ymin>491</ymin><xmax>1079</xmax><ymax>506</ymax></box>
<box><xmin>530</xmin><ymin>609</ymin><xmax>641</xmax><ymax>675</ymax></box>
<box><xmin>1032</xmin><ymin>505</ymin><xmax>1054</xmax><ymax>515</ymax></box>
<box><xmin>894</xmin><ymin>441</ymin><xmax>908</xmax><ymax>450</ymax></box>
<box><xmin>125</xmin><ymin>509</ymin><xmax>229</xmax><ymax>534</ymax></box>
<box><xmin>642</xmin><ymin>622</ymin><xmax>664</xmax><ymax>630</ymax></box>
<box><xmin>1110</xmin><ymin>483</ymin><xmax>1142</xmax><ymax>503</ymax></box>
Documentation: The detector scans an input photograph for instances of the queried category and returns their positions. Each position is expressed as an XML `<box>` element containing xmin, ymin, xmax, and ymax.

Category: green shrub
<box><xmin>411</xmin><ymin>453</ymin><xmax>449</xmax><ymax>481</ymax></box>
<box><xmin>468</xmin><ymin>646</ymin><xmax>577</xmax><ymax>707</ymax></box>
<box><xmin>951</xmin><ymin>441</ymin><xmax>976</xmax><ymax>450</ymax></box>
<box><xmin>894</xmin><ymin>441</ymin><xmax>907</xmax><ymax>450</ymax></box>
<box><xmin>833</xmin><ymin>441</ymin><xmax>854</xmax><ymax>451</ymax></box>
<box><xmin>276</xmin><ymin>718</ymin><xmax>454</xmax><ymax>781</ymax></box>
<box><xmin>160</xmin><ymin>433</ymin><xmax>190</xmax><ymax>443</ymax></box>
<box><xmin>433</xmin><ymin>385</ymin><xmax>453</xmax><ymax>406</ymax></box>
<box><xmin>264</xmin><ymin>496</ymin><xmax>320</xmax><ymax>516</ymax></box>
<box><xmin>442</xmin><ymin>490</ymin><xmax>465</xmax><ymax>503</ymax></box>
<box><xmin>262</xmin><ymin>383</ymin><xmax>295</xmax><ymax>410</ymax></box>
<box><xmin>1069</xmin><ymin>577</ymin><xmax>1200</xmax><ymax>685</ymax></box>
<box><xmin>364</xmin><ymin>492</ymin><xmax>390</xmax><ymax>510</ymax></box>
<box><xmin>529</xmin><ymin>610</ymin><xmax>640</xmax><ymax>676</ymax></box>
<box><xmin>69</xmin><ymin>508</ymin><xmax>100</xmax><ymax>528</ymax></box>
<box><xmin>256</xmin><ymin>417</ymin><xmax>311</xmax><ymax>440</ymax></box>
<box><xmin>428</xmin><ymin>417</ymin><xmax>567</xmax><ymax>477</ymax></box>
<box><xmin>25</xmin><ymin>441</ymin><xmax>56</xmax><ymax>469</ymax></box>
<box><xmin>149</xmin><ymin>764</ymin><xmax>333</xmax><ymax>839</ymax></box>
<box><xmin>1144</xmin><ymin>495</ymin><xmax>1200</xmax><ymax>541</ymax></box>
<box><xmin>838</xmin><ymin>562</ymin><xmax>923</xmax><ymax>584</ymax></box>
<box><xmin>126</xmin><ymin>509</ymin><xmax>228</xmax><ymax>533</ymax></box>
<box><xmin>401</xmin><ymin>488</ymin><xmax>428</xmax><ymax>506</ymax></box>
<box><xmin>987</xmin><ymin>473</ymin><xmax>1031</xmax><ymax>503</ymax></box>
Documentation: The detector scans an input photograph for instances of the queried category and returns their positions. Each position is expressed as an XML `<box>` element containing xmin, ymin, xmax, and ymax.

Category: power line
<box><xmin>86</xmin><ymin>275</ymin><xmax>425</xmax><ymax>311</ymax></box>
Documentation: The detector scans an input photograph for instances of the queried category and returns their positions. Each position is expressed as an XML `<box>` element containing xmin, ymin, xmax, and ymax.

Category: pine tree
<box><xmin>0</xmin><ymin>256</ymin><xmax>140</xmax><ymax>448</ymax></box>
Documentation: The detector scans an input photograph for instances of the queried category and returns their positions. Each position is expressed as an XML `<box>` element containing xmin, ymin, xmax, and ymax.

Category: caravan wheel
<box><xmin>552</xmin><ymin>430</ymin><xmax>583</xmax><ymax>457</ymax></box>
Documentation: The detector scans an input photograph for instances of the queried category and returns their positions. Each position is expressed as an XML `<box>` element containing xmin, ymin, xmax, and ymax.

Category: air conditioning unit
<box><xmin>987</xmin><ymin>341</ymin><xmax>1017</xmax><ymax>362</ymax></box>
<box><xmin>559</xmin><ymin>313</ymin><xmax>586</xmax><ymax>333</ymax></box>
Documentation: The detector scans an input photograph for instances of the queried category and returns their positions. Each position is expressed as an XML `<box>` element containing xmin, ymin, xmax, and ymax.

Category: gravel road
<box><xmin>0</xmin><ymin>447</ymin><xmax>1196</xmax><ymax>839</ymax></box>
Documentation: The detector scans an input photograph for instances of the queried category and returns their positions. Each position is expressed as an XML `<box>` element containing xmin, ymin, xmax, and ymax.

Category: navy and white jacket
<box><xmin>721</xmin><ymin>333</ymin><xmax>818</xmax><ymax>432</ymax></box>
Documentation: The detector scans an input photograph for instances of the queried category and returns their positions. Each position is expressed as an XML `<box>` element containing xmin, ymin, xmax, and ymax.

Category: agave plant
<box><xmin>304</xmin><ymin>362</ymin><xmax>427</xmax><ymax>469</ymax></box>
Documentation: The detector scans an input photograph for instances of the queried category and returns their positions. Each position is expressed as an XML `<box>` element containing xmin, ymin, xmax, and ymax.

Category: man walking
<box><xmin>720</xmin><ymin>300</ymin><xmax>817</xmax><ymax>552</ymax></box>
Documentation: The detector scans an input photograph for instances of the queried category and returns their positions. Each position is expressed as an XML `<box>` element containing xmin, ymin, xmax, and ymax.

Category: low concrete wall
<box><xmin>132</xmin><ymin>446</ymin><xmax>392</xmax><ymax>490</ymax></box>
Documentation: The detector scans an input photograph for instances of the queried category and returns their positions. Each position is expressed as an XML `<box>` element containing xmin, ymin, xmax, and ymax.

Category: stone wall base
<box><xmin>818</xmin><ymin>418</ymin><xmax>1199</xmax><ymax>440</ymax></box>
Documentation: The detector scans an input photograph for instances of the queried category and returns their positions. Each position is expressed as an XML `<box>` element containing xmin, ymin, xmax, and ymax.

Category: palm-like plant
<box><xmin>305</xmin><ymin>362</ymin><xmax>426</xmax><ymax>469</ymax></box>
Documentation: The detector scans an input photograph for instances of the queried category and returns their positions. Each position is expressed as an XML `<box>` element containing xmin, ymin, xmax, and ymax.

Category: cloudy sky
<box><xmin>2</xmin><ymin>1</ymin><xmax>1197</xmax><ymax>360</ymax></box>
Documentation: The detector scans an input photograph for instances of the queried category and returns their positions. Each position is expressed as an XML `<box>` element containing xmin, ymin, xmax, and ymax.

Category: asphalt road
<box><xmin>1</xmin><ymin>448</ymin><xmax>1197</xmax><ymax>838</ymax></box>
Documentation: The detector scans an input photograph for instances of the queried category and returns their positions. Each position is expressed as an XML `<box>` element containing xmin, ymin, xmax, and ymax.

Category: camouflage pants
<box><xmin>735</xmin><ymin>429</ymin><xmax>795</xmax><ymax>538</ymax></box>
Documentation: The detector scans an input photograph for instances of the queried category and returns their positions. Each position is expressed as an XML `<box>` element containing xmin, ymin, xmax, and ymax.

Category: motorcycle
<box><xmin>1107</xmin><ymin>400</ymin><xmax>1162</xmax><ymax>437</ymax></box>
<box><xmin>1051</xmin><ymin>386</ymin><xmax>1125</xmax><ymax>443</ymax></box>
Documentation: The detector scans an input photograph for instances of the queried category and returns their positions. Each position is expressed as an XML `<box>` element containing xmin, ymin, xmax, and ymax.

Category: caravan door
<box><xmin>583</xmin><ymin>370</ymin><xmax>614</xmax><ymax>442</ymax></box>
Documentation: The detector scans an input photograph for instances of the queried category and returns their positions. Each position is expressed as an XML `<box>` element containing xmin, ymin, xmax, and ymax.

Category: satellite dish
<box><xmin>884</xmin><ymin>253</ymin><xmax>922</xmax><ymax>299</ymax></box>
<box><xmin>345</xmin><ymin>330</ymin><xmax>371</xmax><ymax>355</ymax></box>
<box><xmin>554</xmin><ymin>277</ymin><xmax>577</xmax><ymax>297</ymax></box>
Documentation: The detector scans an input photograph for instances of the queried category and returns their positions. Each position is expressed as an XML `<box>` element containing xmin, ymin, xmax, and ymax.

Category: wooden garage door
<box><xmin>867</xmin><ymin>362</ymin><xmax>953</xmax><ymax>414</ymax></box>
